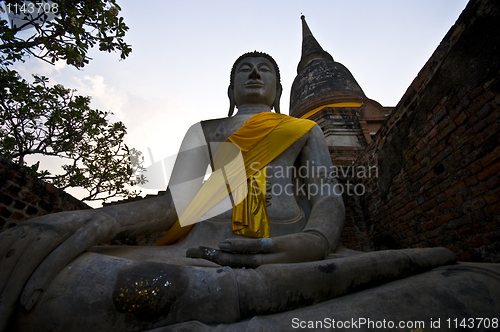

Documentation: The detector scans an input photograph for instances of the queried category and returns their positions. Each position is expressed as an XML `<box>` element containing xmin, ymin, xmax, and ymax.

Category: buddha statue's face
<box><xmin>233</xmin><ymin>57</ymin><xmax>277</xmax><ymax>108</ymax></box>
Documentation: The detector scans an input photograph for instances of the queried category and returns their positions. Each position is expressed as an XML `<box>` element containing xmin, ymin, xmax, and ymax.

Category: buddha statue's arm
<box><xmin>299</xmin><ymin>124</ymin><xmax>345</xmax><ymax>254</ymax></box>
<box><xmin>188</xmin><ymin>125</ymin><xmax>345</xmax><ymax>268</ymax></box>
<box><xmin>102</xmin><ymin>121</ymin><xmax>211</xmax><ymax>238</ymax></box>
<box><xmin>0</xmin><ymin>122</ymin><xmax>210</xmax><ymax>323</ymax></box>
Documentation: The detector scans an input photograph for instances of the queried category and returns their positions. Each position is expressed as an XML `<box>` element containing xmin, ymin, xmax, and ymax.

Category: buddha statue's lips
<box><xmin>245</xmin><ymin>81</ymin><xmax>265</xmax><ymax>87</ymax></box>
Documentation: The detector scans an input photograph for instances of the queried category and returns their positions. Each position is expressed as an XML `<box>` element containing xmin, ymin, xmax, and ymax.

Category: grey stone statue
<box><xmin>1</xmin><ymin>52</ymin><xmax>495</xmax><ymax>332</ymax></box>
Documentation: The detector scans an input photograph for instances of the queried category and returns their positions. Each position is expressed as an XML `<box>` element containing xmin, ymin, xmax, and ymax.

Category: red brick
<box><xmin>45</xmin><ymin>183</ymin><xmax>56</xmax><ymax>194</ymax></box>
<box><xmin>435</xmin><ymin>214</ymin><xmax>453</xmax><ymax>227</ymax></box>
<box><xmin>466</xmin><ymin>89</ymin><xmax>496</xmax><ymax>116</ymax></box>
<box><xmin>468</xmin><ymin>160</ymin><xmax>483</xmax><ymax>174</ymax></box>
<box><xmin>447</xmin><ymin>131</ymin><xmax>460</xmax><ymax>144</ymax></box>
<box><xmin>438</xmin><ymin>117</ymin><xmax>450</xmax><ymax>130</ymax></box>
<box><xmin>405</xmin><ymin>148</ymin><xmax>418</xmax><ymax>161</ymax></box>
<box><xmin>451</xmin><ymin>195</ymin><xmax>464</xmax><ymax>207</ymax></box>
<box><xmin>454</xmin><ymin>125</ymin><xmax>466</xmax><ymax>137</ymax></box>
<box><xmin>477</xmin><ymin>160</ymin><xmax>500</xmax><ymax>181</ymax></box>
<box><xmin>440</xmin><ymin>146</ymin><xmax>454</xmax><ymax>160</ymax></box>
<box><xmin>468</xmin><ymin>86</ymin><xmax>484</xmax><ymax>100</ymax></box>
<box><xmin>434</xmin><ymin>140</ymin><xmax>446</xmax><ymax>154</ymax></box>
<box><xmin>465</xmin><ymin>236</ymin><xmax>484</xmax><ymax>248</ymax></box>
<box><xmin>404</xmin><ymin>230</ymin><xmax>415</xmax><ymax>237</ymax></box>
<box><xmin>449</xmin><ymin>217</ymin><xmax>468</xmax><ymax>229</ymax></box>
<box><xmin>426</xmin><ymin>126</ymin><xmax>439</xmax><ymax>140</ymax></box>
<box><xmin>437</xmin><ymin>121</ymin><xmax>457</xmax><ymax>141</ymax></box>
<box><xmin>483</xmin><ymin>191</ymin><xmax>499</xmax><ymax>205</ymax></box>
<box><xmin>453</xmin><ymin>112</ymin><xmax>467</xmax><ymax>126</ymax></box>
<box><xmin>408</xmin><ymin>163</ymin><xmax>422</xmax><ymax>175</ymax></box>
<box><xmin>11</xmin><ymin>212</ymin><xmax>26</xmax><ymax>221</ymax></box>
<box><xmin>409</xmin><ymin>170</ymin><xmax>422</xmax><ymax>183</ymax></box>
<box><xmin>472</xmin><ymin>182</ymin><xmax>489</xmax><ymax>197</ymax></box>
<box><xmin>469</xmin><ymin>115</ymin><xmax>479</xmax><ymax>125</ymax></box>
<box><xmin>462</xmin><ymin>198</ymin><xmax>486</xmax><ymax>213</ymax></box>
<box><xmin>439</xmin><ymin>179</ymin><xmax>452</xmax><ymax>193</ymax></box>
<box><xmin>485</xmin><ymin>221</ymin><xmax>498</xmax><ymax>232</ymax></box>
<box><xmin>467</xmin><ymin>211</ymin><xmax>483</xmax><ymax>223</ymax></box>
<box><xmin>425</xmin><ymin>186</ymin><xmax>441</xmax><ymax>200</ymax></box>
<box><xmin>473</xmin><ymin>122</ymin><xmax>500</xmax><ymax>147</ymax></box>
<box><xmin>415</xmin><ymin>70</ymin><xmax>431</xmax><ymax>91</ymax></box>
<box><xmin>444</xmin><ymin>182</ymin><xmax>466</xmax><ymax>197</ymax></box>
<box><xmin>459</xmin><ymin>146</ymin><xmax>483</xmax><ymax>168</ymax></box>
<box><xmin>456</xmin><ymin>127</ymin><xmax>476</xmax><ymax>147</ymax></box>
<box><xmin>449</xmin><ymin>96</ymin><xmax>470</xmax><ymax>119</ymax></box>
<box><xmin>415</xmin><ymin>146</ymin><xmax>432</xmax><ymax>163</ymax></box>
<box><xmin>413</xmin><ymin>207</ymin><xmax>424</xmax><ymax>216</ymax></box>
<box><xmin>451</xmin><ymin>149</ymin><xmax>463</xmax><ymax>164</ymax></box>
<box><xmin>487</xmin><ymin>106</ymin><xmax>500</xmax><ymax>123</ymax></box>
<box><xmin>473</xmin><ymin>119</ymin><xmax>488</xmax><ymax>133</ymax></box>
<box><xmin>425</xmin><ymin>207</ymin><xmax>441</xmax><ymax>219</ymax></box>
<box><xmin>421</xmin><ymin>171</ymin><xmax>435</xmax><ymax>186</ymax></box>
<box><xmin>486</xmin><ymin>174</ymin><xmax>500</xmax><ymax>189</ymax></box>
<box><xmin>436</xmin><ymin>193</ymin><xmax>447</xmax><ymax>203</ymax></box>
<box><xmin>480</xmin><ymin>146</ymin><xmax>500</xmax><ymax>168</ymax></box>
<box><xmin>22</xmin><ymin>192</ymin><xmax>39</xmax><ymax>204</ymax></box>
<box><xmin>458</xmin><ymin>251</ymin><xmax>471</xmax><ymax>261</ymax></box>
<box><xmin>424</xmin><ymin>220</ymin><xmax>436</xmax><ymax>230</ymax></box>
<box><xmin>465</xmin><ymin>175</ymin><xmax>478</xmax><ymax>187</ymax></box>
<box><xmin>405</xmin><ymin>200</ymin><xmax>419</xmax><ymax>212</ymax></box>
<box><xmin>442</xmin><ymin>200</ymin><xmax>454</xmax><ymax>210</ymax></box>
<box><xmin>477</xmin><ymin>102</ymin><xmax>494</xmax><ymax>119</ymax></box>
<box><xmin>427</xmin><ymin>228</ymin><xmax>441</xmax><ymax>239</ymax></box>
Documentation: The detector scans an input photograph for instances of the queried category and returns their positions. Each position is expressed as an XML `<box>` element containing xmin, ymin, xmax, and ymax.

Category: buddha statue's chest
<box><xmin>201</xmin><ymin>116</ymin><xmax>252</xmax><ymax>143</ymax></box>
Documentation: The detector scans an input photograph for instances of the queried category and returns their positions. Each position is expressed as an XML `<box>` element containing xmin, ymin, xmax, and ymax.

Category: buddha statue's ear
<box><xmin>273</xmin><ymin>83</ymin><xmax>283</xmax><ymax>114</ymax></box>
<box><xmin>228</xmin><ymin>85</ymin><xmax>236</xmax><ymax>117</ymax></box>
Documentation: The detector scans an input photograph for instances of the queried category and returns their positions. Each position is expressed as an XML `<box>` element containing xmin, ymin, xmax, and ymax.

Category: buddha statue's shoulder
<box><xmin>200</xmin><ymin>115</ymin><xmax>253</xmax><ymax>142</ymax></box>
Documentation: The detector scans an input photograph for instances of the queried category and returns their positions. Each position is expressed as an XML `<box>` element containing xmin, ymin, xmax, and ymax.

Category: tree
<box><xmin>0</xmin><ymin>0</ymin><xmax>131</xmax><ymax>69</ymax></box>
<box><xmin>0</xmin><ymin>70</ymin><xmax>146</xmax><ymax>201</ymax></box>
<box><xmin>0</xmin><ymin>0</ymin><xmax>145</xmax><ymax>202</ymax></box>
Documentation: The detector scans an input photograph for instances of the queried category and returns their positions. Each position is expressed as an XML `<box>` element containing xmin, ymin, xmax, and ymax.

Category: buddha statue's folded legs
<box><xmin>10</xmin><ymin>246</ymin><xmax>455</xmax><ymax>332</ymax></box>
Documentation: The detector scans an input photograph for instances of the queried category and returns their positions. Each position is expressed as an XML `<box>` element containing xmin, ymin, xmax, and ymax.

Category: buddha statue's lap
<box><xmin>87</xmin><ymin>212</ymin><xmax>307</xmax><ymax>267</ymax></box>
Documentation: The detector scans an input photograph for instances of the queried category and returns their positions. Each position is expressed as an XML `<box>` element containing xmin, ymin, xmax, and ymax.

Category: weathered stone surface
<box><xmin>11</xmin><ymin>247</ymin><xmax>457</xmax><ymax>331</ymax></box>
<box><xmin>149</xmin><ymin>262</ymin><xmax>500</xmax><ymax>332</ymax></box>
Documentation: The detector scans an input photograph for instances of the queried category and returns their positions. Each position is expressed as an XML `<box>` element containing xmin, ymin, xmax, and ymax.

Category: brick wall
<box><xmin>0</xmin><ymin>158</ymin><xmax>91</xmax><ymax>232</ymax></box>
<box><xmin>336</xmin><ymin>170</ymin><xmax>374</xmax><ymax>251</ymax></box>
<box><xmin>339</xmin><ymin>0</ymin><xmax>500</xmax><ymax>262</ymax></box>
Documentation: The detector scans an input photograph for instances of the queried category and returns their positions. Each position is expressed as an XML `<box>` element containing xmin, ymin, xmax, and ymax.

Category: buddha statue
<box><xmin>0</xmin><ymin>52</ymin><xmax>468</xmax><ymax>332</ymax></box>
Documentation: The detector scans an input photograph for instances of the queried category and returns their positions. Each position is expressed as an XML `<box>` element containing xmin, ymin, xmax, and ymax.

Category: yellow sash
<box><xmin>155</xmin><ymin>112</ymin><xmax>315</xmax><ymax>246</ymax></box>
<box><xmin>300</xmin><ymin>102</ymin><xmax>363</xmax><ymax>119</ymax></box>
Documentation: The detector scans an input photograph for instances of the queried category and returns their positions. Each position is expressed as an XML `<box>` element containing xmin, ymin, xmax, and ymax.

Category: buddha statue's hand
<box><xmin>0</xmin><ymin>209</ymin><xmax>119</xmax><ymax>319</ymax></box>
<box><xmin>186</xmin><ymin>232</ymin><xmax>328</xmax><ymax>268</ymax></box>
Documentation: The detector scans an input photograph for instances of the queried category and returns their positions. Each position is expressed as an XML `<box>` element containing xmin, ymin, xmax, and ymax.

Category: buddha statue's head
<box><xmin>228</xmin><ymin>51</ymin><xmax>282</xmax><ymax>116</ymax></box>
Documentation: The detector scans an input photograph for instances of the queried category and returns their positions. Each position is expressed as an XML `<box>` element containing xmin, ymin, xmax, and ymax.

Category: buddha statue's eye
<box><xmin>238</xmin><ymin>65</ymin><xmax>251</xmax><ymax>72</ymax></box>
<box><xmin>259</xmin><ymin>65</ymin><xmax>271</xmax><ymax>72</ymax></box>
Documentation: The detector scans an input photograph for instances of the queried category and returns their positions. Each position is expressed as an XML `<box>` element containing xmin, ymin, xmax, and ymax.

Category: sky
<box><xmin>6</xmin><ymin>0</ymin><xmax>470</xmax><ymax>207</ymax></box>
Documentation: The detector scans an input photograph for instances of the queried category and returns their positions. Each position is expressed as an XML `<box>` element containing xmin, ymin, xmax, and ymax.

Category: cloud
<box><xmin>12</xmin><ymin>58</ymin><xmax>67</xmax><ymax>79</ymax></box>
<box><xmin>72</xmin><ymin>75</ymin><xmax>127</xmax><ymax>119</ymax></box>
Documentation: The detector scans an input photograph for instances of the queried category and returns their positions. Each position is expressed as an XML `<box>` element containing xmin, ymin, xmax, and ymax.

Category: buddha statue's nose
<box><xmin>249</xmin><ymin>66</ymin><xmax>261</xmax><ymax>79</ymax></box>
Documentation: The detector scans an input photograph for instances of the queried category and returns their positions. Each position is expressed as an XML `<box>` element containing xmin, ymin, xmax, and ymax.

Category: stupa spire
<box><xmin>297</xmin><ymin>15</ymin><xmax>334</xmax><ymax>74</ymax></box>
